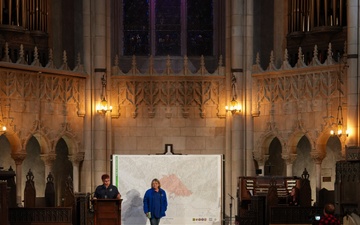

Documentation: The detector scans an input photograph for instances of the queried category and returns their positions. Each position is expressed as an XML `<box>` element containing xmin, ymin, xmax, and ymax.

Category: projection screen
<box><xmin>111</xmin><ymin>154</ymin><xmax>223</xmax><ymax>225</ymax></box>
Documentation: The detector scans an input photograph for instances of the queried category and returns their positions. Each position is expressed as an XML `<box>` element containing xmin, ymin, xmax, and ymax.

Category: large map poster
<box><xmin>111</xmin><ymin>154</ymin><xmax>222</xmax><ymax>225</ymax></box>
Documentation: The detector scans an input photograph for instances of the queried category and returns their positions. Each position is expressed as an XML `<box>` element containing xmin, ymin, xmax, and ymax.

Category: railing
<box><xmin>269</xmin><ymin>206</ymin><xmax>322</xmax><ymax>224</ymax></box>
<box><xmin>8</xmin><ymin>207</ymin><xmax>72</xmax><ymax>225</ymax></box>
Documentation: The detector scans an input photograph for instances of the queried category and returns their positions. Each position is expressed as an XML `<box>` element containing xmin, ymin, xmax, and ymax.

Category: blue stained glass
<box><xmin>187</xmin><ymin>0</ymin><xmax>213</xmax><ymax>56</ymax></box>
<box><xmin>123</xmin><ymin>0</ymin><xmax>150</xmax><ymax>55</ymax></box>
<box><xmin>156</xmin><ymin>31</ymin><xmax>181</xmax><ymax>56</ymax></box>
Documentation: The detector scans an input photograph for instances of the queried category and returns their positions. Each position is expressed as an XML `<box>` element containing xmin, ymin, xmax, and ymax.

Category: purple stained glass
<box><xmin>155</xmin><ymin>0</ymin><xmax>181</xmax><ymax>55</ymax></box>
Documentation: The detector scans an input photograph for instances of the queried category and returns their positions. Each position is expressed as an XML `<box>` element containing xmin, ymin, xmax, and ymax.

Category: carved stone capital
<box><xmin>253</xmin><ymin>151</ymin><xmax>269</xmax><ymax>166</ymax></box>
<box><xmin>282</xmin><ymin>153</ymin><xmax>297</xmax><ymax>165</ymax></box>
<box><xmin>11</xmin><ymin>152</ymin><xmax>27</xmax><ymax>165</ymax></box>
<box><xmin>310</xmin><ymin>150</ymin><xmax>325</xmax><ymax>164</ymax></box>
<box><xmin>68</xmin><ymin>152</ymin><xmax>85</xmax><ymax>165</ymax></box>
<box><xmin>40</xmin><ymin>153</ymin><xmax>57</xmax><ymax>166</ymax></box>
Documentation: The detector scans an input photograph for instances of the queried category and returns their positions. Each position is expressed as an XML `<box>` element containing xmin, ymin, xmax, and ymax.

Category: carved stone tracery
<box><xmin>111</xmin><ymin>77</ymin><xmax>226</xmax><ymax>118</ymax></box>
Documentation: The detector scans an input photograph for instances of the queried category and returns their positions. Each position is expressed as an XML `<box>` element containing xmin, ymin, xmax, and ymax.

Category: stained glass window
<box><xmin>187</xmin><ymin>0</ymin><xmax>213</xmax><ymax>56</ymax></box>
<box><xmin>121</xmin><ymin>0</ymin><xmax>214</xmax><ymax>56</ymax></box>
<box><xmin>123</xmin><ymin>0</ymin><xmax>150</xmax><ymax>55</ymax></box>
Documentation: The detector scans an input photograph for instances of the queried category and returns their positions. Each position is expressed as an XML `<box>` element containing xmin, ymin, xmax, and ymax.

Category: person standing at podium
<box><xmin>143</xmin><ymin>178</ymin><xmax>168</xmax><ymax>225</ymax></box>
<box><xmin>94</xmin><ymin>174</ymin><xmax>121</xmax><ymax>199</ymax></box>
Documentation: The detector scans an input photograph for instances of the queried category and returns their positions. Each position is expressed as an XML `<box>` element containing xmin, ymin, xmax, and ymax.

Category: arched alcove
<box><xmin>52</xmin><ymin>138</ymin><xmax>73</xmax><ymax>206</ymax></box>
<box><xmin>293</xmin><ymin>135</ymin><xmax>316</xmax><ymax>203</ymax></box>
<box><xmin>0</xmin><ymin>134</ymin><xmax>14</xmax><ymax>170</ymax></box>
<box><xmin>322</xmin><ymin>136</ymin><xmax>342</xmax><ymax>191</ymax></box>
<box><xmin>23</xmin><ymin>136</ymin><xmax>45</xmax><ymax>198</ymax></box>
<box><xmin>264</xmin><ymin>137</ymin><xmax>285</xmax><ymax>176</ymax></box>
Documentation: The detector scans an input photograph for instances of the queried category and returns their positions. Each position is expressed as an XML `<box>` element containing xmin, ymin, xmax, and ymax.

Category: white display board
<box><xmin>111</xmin><ymin>154</ymin><xmax>223</xmax><ymax>225</ymax></box>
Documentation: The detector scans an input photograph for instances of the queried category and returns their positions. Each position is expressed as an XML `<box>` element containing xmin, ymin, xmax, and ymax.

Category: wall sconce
<box><xmin>96</xmin><ymin>74</ymin><xmax>112</xmax><ymax>114</ymax></box>
<box><xmin>225</xmin><ymin>97</ymin><xmax>241</xmax><ymax>114</ymax></box>
<box><xmin>330</xmin><ymin>53</ymin><xmax>348</xmax><ymax>137</ymax></box>
<box><xmin>330</xmin><ymin>105</ymin><xmax>348</xmax><ymax>137</ymax></box>
<box><xmin>0</xmin><ymin>108</ymin><xmax>7</xmax><ymax>133</ymax></box>
<box><xmin>225</xmin><ymin>73</ymin><xmax>241</xmax><ymax>114</ymax></box>
<box><xmin>0</xmin><ymin>124</ymin><xmax>6</xmax><ymax>133</ymax></box>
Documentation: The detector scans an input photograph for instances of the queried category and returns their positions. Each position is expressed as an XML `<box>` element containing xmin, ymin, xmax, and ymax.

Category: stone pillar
<box><xmin>310</xmin><ymin>151</ymin><xmax>325</xmax><ymax>203</ymax></box>
<box><xmin>40</xmin><ymin>153</ymin><xmax>56</xmax><ymax>181</ymax></box>
<box><xmin>69</xmin><ymin>152</ymin><xmax>85</xmax><ymax>193</ymax></box>
<box><xmin>346</xmin><ymin>0</ymin><xmax>359</xmax><ymax>146</ymax></box>
<box><xmin>11</xmin><ymin>152</ymin><xmax>26</xmax><ymax>206</ymax></box>
<box><xmin>230</xmin><ymin>0</ymin><xmax>244</xmax><ymax>178</ymax></box>
<box><xmin>92</xmin><ymin>0</ymin><xmax>108</xmax><ymax>188</ymax></box>
<box><xmin>253</xmin><ymin>151</ymin><xmax>268</xmax><ymax>177</ymax></box>
<box><xmin>81</xmin><ymin>0</ymin><xmax>93</xmax><ymax>194</ymax></box>
<box><xmin>283</xmin><ymin>153</ymin><xmax>297</xmax><ymax>176</ymax></box>
<box><xmin>244</xmin><ymin>0</ymin><xmax>255</xmax><ymax>177</ymax></box>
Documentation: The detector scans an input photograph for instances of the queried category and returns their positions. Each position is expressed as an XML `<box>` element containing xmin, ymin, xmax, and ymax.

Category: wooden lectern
<box><xmin>92</xmin><ymin>199</ymin><xmax>122</xmax><ymax>225</ymax></box>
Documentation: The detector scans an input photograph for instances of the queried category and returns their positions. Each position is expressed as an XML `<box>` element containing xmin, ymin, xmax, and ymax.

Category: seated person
<box><xmin>287</xmin><ymin>187</ymin><xmax>299</xmax><ymax>206</ymax></box>
<box><xmin>318</xmin><ymin>203</ymin><xmax>340</xmax><ymax>225</ymax></box>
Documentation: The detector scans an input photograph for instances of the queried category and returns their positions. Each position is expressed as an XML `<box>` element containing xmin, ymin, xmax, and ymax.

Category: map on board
<box><xmin>111</xmin><ymin>154</ymin><xmax>222</xmax><ymax>225</ymax></box>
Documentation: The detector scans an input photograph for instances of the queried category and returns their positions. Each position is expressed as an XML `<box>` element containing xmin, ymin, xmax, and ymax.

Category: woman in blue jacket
<box><xmin>143</xmin><ymin>178</ymin><xmax>168</xmax><ymax>225</ymax></box>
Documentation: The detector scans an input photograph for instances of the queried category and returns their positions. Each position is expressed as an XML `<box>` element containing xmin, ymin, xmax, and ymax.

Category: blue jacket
<box><xmin>143</xmin><ymin>188</ymin><xmax>168</xmax><ymax>218</ymax></box>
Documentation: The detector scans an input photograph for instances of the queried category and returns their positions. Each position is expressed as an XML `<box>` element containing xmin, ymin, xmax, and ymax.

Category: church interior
<box><xmin>0</xmin><ymin>0</ymin><xmax>360</xmax><ymax>225</ymax></box>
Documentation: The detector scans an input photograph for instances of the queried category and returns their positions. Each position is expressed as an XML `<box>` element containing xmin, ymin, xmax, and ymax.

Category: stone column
<box><xmin>40</xmin><ymin>153</ymin><xmax>56</xmax><ymax>181</ymax></box>
<box><xmin>310</xmin><ymin>151</ymin><xmax>325</xmax><ymax>203</ymax></box>
<box><xmin>253</xmin><ymin>151</ymin><xmax>268</xmax><ymax>177</ymax></box>
<box><xmin>81</xmin><ymin>0</ymin><xmax>93</xmax><ymax>194</ymax></box>
<box><xmin>283</xmin><ymin>153</ymin><xmax>297</xmax><ymax>176</ymax></box>
<box><xmin>244</xmin><ymin>0</ymin><xmax>255</xmax><ymax>177</ymax></box>
<box><xmin>11</xmin><ymin>152</ymin><xmax>26</xmax><ymax>206</ymax></box>
<box><xmin>230</xmin><ymin>0</ymin><xmax>245</xmax><ymax>179</ymax></box>
<box><xmin>69</xmin><ymin>152</ymin><xmax>85</xmax><ymax>193</ymax></box>
<box><xmin>346</xmin><ymin>0</ymin><xmax>359</xmax><ymax>146</ymax></box>
<box><xmin>92</xmin><ymin>0</ymin><xmax>108</xmax><ymax>188</ymax></box>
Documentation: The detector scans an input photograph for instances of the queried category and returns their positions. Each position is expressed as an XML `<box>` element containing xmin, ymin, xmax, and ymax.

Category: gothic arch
<box><xmin>315</xmin><ymin>128</ymin><xmax>346</xmax><ymax>160</ymax></box>
<box><xmin>287</xmin><ymin>131</ymin><xmax>314</xmax><ymax>155</ymax></box>
<box><xmin>53</xmin><ymin>123</ymin><xmax>80</xmax><ymax>156</ymax></box>
<box><xmin>22</xmin><ymin>120</ymin><xmax>53</xmax><ymax>155</ymax></box>
<box><xmin>254</xmin><ymin>130</ymin><xmax>286</xmax><ymax>165</ymax></box>
<box><xmin>2</xmin><ymin>129</ymin><xmax>22</xmax><ymax>153</ymax></box>
<box><xmin>54</xmin><ymin>134</ymin><xmax>79</xmax><ymax>156</ymax></box>
<box><xmin>23</xmin><ymin>133</ymin><xmax>52</xmax><ymax>155</ymax></box>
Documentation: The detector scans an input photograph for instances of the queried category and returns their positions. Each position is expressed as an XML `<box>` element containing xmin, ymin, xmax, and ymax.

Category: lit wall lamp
<box><xmin>0</xmin><ymin>107</ymin><xmax>7</xmax><ymax>132</ymax></box>
<box><xmin>225</xmin><ymin>73</ymin><xmax>241</xmax><ymax>114</ymax></box>
<box><xmin>330</xmin><ymin>105</ymin><xmax>348</xmax><ymax>137</ymax></box>
<box><xmin>225</xmin><ymin>97</ymin><xmax>241</xmax><ymax>114</ymax></box>
<box><xmin>330</xmin><ymin>52</ymin><xmax>348</xmax><ymax>137</ymax></box>
<box><xmin>0</xmin><ymin>124</ymin><xmax>6</xmax><ymax>132</ymax></box>
<box><xmin>96</xmin><ymin>73</ymin><xmax>112</xmax><ymax>114</ymax></box>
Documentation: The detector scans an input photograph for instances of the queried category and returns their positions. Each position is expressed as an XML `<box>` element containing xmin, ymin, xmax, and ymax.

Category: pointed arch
<box><xmin>254</xmin><ymin>130</ymin><xmax>286</xmax><ymax>167</ymax></box>
<box><xmin>2</xmin><ymin>130</ymin><xmax>23</xmax><ymax>153</ymax></box>
<box><xmin>53</xmin><ymin>123</ymin><xmax>80</xmax><ymax>155</ymax></box>
<box><xmin>287</xmin><ymin>131</ymin><xmax>314</xmax><ymax>155</ymax></box>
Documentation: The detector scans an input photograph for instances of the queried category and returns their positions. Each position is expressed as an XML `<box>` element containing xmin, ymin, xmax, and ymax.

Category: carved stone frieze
<box><xmin>253</xmin><ymin>68</ymin><xmax>338</xmax><ymax>106</ymax></box>
<box><xmin>0</xmin><ymin>67</ymin><xmax>86</xmax><ymax>117</ymax></box>
<box><xmin>111</xmin><ymin>76</ymin><xmax>226</xmax><ymax>118</ymax></box>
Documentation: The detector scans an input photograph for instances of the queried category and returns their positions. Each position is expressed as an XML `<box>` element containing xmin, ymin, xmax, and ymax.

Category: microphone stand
<box><xmin>228</xmin><ymin>193</ymin><xmax>234</xmax><ymax>225</ymax></box>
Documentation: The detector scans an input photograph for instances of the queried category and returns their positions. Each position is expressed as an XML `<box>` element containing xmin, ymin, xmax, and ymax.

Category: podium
<box><xmin>92</xmin><ymin>199</ymin><xmax>122</xmax><ymax>225</ymax></box>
